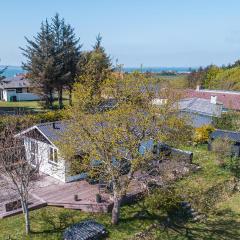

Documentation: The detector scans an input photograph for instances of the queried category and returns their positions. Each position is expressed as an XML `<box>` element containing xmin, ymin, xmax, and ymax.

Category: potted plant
<box><xmin>96</xmin><ymin>193</ymin><xmax>102</xmax><ymax>203</ymax></box>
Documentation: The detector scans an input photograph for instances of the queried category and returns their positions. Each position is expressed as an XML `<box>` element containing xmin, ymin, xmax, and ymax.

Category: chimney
<box><xmin>210</xmin><ymin>96</ymin><xmax>217</xmax><ymax>104</ymax></box>
<box><xmin>52</xmin><ymin>122</ymin><xmax>59</xmax><ymax>129</ymax></box>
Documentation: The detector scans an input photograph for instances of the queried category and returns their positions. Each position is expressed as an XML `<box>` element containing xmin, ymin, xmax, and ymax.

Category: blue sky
<box><xmin>1</xmin><ymin>0</ymin><xmax>240</xmax><ymax>67</ymax></box>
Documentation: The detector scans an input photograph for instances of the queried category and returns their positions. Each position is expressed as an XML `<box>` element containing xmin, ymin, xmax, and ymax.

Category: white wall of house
<box><xmin>2</xmin><ymin>88</ymin><xmax>40</xmax><ymax>101</ymax></box>
<box><xmin>24</xmin><ymin>137</ymin><xmax>67</xmax><ymax>182</ymax></box>
<box><xmin>24</xmin><ymin>137</ymin><xmax>86</xmax><ymax>183</ymax></box>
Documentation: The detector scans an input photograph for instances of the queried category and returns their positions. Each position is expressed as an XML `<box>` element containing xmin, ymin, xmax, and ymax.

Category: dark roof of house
<box><xmin>210</xmin><ymin>129</ymin><xmax>240</xmax><ymax>142</ymax></box>
<box><xmin>178</xmin><ymin>98</ymin><xmax>223</xmax><ymax>117</ymax></box>
<box><xmin>0</xmin><ymin>75</ymin><xmax>31</xmax><ymax>89</ymax></box>
<box><xmin>184</xmin><ymin>89</ymin><xmax>240</xmax><ymax>111</ymax></box>
<box><xmin>63</xmin><ymin>220</ymin><xmax>107</xmax><ymax>240</ymax></box>
<box><xmin>36</xmin><ymin>121</ymin><xmax>67</xmax><ymax>143</ymax></box>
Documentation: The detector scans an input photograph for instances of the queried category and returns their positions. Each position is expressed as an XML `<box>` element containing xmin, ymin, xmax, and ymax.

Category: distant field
<box><xmin>157</xmin><ymin>74</ymin><xmax>188</xmax><ymax>89</ymax></box>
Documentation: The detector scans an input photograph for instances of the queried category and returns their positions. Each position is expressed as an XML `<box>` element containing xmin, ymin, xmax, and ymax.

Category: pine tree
<box><xmin>21</xmin><ymin>14</ymin><xmax>81</xmax><ymax>109</ymax></box>
<box><xmin>21</xmin><ymin>20</ymin><xmax>58</xmax><ymax>108</ymax></box>
<box><xmin>51</xmin><ymin>14</ymin><xmax>81</xmax><ymax>107</ymax></box>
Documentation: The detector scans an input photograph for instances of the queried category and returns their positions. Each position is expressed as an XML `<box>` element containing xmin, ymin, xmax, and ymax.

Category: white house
<box><xmin>17</xmin><ymin>121</ymin><xmax>86</xmax><ymax>183</ymax></box>
<box><xmin>0</xmin><ymin>75</ymin><xmax>40</xmax><ymax>102</ymax></box>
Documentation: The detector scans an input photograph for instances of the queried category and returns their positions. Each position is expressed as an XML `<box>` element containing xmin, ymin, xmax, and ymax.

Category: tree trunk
<box><xmin>58</xmin><ymin>87</ymin><xmax>63</xmax><ymax>109</ymax></box>
<box><xmin>49</xmin><ymin>89</ymin><xmax>54</xmax><ymax>109</ymax></box>
<box><xmin>21</xmin><ymin>200</ymin><xmax>30</xmax><ymax>235</ymax></box>
<box><xmin>111</xmin><ymin>193</ymin><xmax>121</xmax><ymax>225</ymax></box>
<box><xmin>69</xmin><ymin>87</ymin><xmax>73</xmax><ymax>106</ymax></box>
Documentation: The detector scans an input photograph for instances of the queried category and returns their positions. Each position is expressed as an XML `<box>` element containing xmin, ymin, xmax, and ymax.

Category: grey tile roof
<box><xmin>63</xmin><ymin>220</ymin><xmax>107</xmax><ymax>240</ymax></box>
<box><xmin>36</xmin><ymin>121</ymin><xmax>68</xmax><ymax>143</ymax></box>
<box><xmin>0</xmin><ymin>76</ymin><xmax>31</xmax><ymax>89</ymax></box>
<box><xmin>178</xmin><ymin>98</ymin><xmax>223</xmax><ymax>117</ymax></box>
<box><xmin>210</xmin><ymin>129</ymin><xmax>240</xmax><ymax>143</ymax></box>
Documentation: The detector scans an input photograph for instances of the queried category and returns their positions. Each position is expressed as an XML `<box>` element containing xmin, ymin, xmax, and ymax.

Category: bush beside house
<box><xmin>194</xmin><ymin>125</ymin><xmax>215</xmax><ymax>144</ymax></box>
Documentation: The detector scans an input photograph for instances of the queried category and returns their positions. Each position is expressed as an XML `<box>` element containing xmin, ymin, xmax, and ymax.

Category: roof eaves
<box><xmin>16</xmin><ymin>125</ymin><xmax>57</xmax><ymax>148</ymax></box>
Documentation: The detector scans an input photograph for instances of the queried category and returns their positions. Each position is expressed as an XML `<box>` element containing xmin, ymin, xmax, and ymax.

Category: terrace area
<box><xmin>0</xmin><ymin>174</ymin><xmax>114</xmax><ymax>219</ymax></box>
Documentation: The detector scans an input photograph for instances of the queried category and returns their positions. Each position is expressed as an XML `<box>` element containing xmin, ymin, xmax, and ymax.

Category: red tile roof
<box><xmin>184</xmin><ymin>89</ymin><xmax>240</xmax><ymax>111</ymax></box>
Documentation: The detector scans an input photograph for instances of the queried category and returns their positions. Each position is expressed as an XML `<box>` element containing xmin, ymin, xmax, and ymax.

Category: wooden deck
<box><xmin>0</xmin><ymin>174</ymin><xmax>113</xmax><ymax>219</ymax></box>
<box><xmin>31</xmin><ymin>177</ymin><xmax>113</xmax><ymax>213</ymax></box>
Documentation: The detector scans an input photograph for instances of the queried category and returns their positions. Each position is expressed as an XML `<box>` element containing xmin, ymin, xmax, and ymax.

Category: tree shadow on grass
<box><xmin>181</xmin><ymin>209</ymin><xmax>240</xmax><ymax>240</ymax></box>
<box><xmin>29</xmin><ymin>209</ymin><xmax>78</xmax><ymax>238</ymax></box>
<box><xmin>124</xmin><ymin>207</ymin><xmax>240</xmax><ymax>240</ymax></box>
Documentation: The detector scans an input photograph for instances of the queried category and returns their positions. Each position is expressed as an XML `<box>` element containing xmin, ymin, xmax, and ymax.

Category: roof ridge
<box><xmin>215</xmin><ymin>129</ymin><xmax>240</xmax><ymax>134</ymax></box>
<box><xmin>37</xmin><ymin>120</ymin><xmax>63</xmax><ymax>127</ymax></box>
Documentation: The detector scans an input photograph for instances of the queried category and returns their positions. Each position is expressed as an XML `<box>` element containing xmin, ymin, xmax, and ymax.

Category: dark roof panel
<box><xmin>36</xmin><ymin>121</ymin><xmax>67</xmax><ymax>143</ymax></box>
<box><xmin>0</xmin><ymin>76</ymin><xmax>31</xmax><ymax>89</ymax></box>
<box><xmin>210</xmin><ymin>129</ymin><xmax>240</xmax><ymax>142</ymax></box>
<box><xmin>63</xmin><ymin>220</ymin><xmax>107</xmax><ymax>240</ymax></box>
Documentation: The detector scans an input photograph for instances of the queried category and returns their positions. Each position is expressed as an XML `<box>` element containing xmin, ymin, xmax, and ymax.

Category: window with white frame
<box><xmin>29</xmin><ymin>140</ymin><xmax>38</xmax><ymax>166</ymax></box>
<box><xmin>48</xmin><ymin>147</ymin><xmax>58</xmax><ymax>165</ymax></box>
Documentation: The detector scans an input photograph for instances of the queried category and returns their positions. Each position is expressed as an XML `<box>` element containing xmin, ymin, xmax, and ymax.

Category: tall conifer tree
<box><xmin>22</xmin><ymin>14</ymin><xmax>81</xmax><ymax>108</ymax></box>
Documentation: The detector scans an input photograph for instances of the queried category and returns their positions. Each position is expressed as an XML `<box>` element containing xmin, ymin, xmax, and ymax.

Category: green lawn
<box><xmin>0</xmin><ymin>145</ymin><xmax>239</xmax><ymax>240</ymax></box>
<box><xmin>0</xmin><ymin>101</ymin><xmax>42</xmax><ymax>109</ymax></box>
<box><xmin>0</xmin><ymin>99</ymin><xmax>70</xmax><ymax>111</ymax></box>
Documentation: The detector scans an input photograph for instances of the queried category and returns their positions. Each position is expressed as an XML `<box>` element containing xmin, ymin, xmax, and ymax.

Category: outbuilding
<box><xmin>209</xmin><ymin>129</ymin><xmax>240</xmax><ymax>157</ymax></box>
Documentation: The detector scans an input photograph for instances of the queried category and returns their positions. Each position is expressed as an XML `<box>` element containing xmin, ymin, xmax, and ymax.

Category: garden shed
<box><xmin>209</xmin><ymin>129</ymin><xmax>240</xmax><ymax>157</ymax></box>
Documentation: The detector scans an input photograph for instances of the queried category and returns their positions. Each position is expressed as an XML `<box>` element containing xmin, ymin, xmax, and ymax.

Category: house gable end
<box><xmin>16</xmin><ymin>126</ymin><xmax>57</xmax><ymax>147</ymax></box>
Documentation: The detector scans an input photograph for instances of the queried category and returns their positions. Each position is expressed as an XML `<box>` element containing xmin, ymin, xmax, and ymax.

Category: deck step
<box><xmin>0</xmin><ymin>202</ymin><xmax>47</xmax><ymax>219</ymax></box>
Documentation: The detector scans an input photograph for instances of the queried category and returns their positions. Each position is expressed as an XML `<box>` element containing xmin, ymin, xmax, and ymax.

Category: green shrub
<box><xmin>144</xmin><ymin>188</ymin><xmax>182</xmax><ymax>215</ymax></box>
<box><xmin>229</xmin><ymin>157</ymin><xmax>240</xmax><ymax>179</ymax></box>
<box><xmin>184</xmin><ymin>179</ymin><xmax>236</xmax><ymax>212</ymax></box>
<box><xmin>0</xmin><ymin>110</ymin><xmax>70</xmax><ymax>132</ymax></box>
<box><xmin>213</xmin><ymin>112</ymin><xmax>240</xmax><ymax>131</ymax></box>
<box><xmin>211</xmin><ymin>137</ymin><xmax>233</xmax><ymax>167</ymax></box>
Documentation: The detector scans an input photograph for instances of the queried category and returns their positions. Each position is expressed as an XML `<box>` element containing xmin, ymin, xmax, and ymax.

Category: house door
<box><xmin>10</xmin><ymin>96</ymin><xmax>17</xmax><ymax>102</ymax></box>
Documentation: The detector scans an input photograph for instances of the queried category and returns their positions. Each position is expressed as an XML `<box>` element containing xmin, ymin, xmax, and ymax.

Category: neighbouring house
<box><xmin>209</xmin><ymin>129</ymin><xmax>240</xmax><ymax>157</ymax></box>
<box><xmin>17</xmin><ymin>121</ymin><xmax>193</xmax><ymax>183</ymax></box>
<box><xmin>0</xmin><ymin>75</ymin><xmax>40</xmax><ymax>102</ymax></box>
<box><xmin>185</xmin><ymin>86</ymin><xmax>240</xmax><ymax>111</ymax></box>
<box><xmin>152</xmin><ymin>93</ymin><xmax>223</xmax><ymax>127</ymax></box>
<box><xmin>177</xmin><ymin>97</ymin><xmax>223</xmax><ymax>127</ymax></box>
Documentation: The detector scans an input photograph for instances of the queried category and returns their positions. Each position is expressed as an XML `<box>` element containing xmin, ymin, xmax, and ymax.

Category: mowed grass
<box><xmin>0</xmin><ymin>205</ymin><xmax>153</xmax><ymax>240</ymax></box>
<box><xmin>0</xmin><ymin>99</ymin><xmax>70</xmax><ymax>111</ymax></box>
<box><xmin>0</xmin><ymin>101</ymin><xmax>42</xmax><ymax>109</ymax></box>
<box><xmin>0</xmin><ymin>145</ymin><xmax>239</xmax><ymax>240</ymax></box>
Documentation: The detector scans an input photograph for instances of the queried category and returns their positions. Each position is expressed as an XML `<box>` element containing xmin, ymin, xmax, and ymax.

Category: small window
<box><xmin>16</xmin><ymin>88</ymin><xmax>23</xmax><ymax>93</ymax></box>
<box><xmin>49</xmin><ymin>147</ymin><xmax>58</xmax><ymax>165</ymax></box>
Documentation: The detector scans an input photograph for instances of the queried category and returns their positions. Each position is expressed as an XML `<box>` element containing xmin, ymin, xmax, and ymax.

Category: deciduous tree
<box><xmin>77</xmin><ymin>34</ymin><xmax>112</xmax><ymax>98</ymax></box>
<box><xmin>0</xmin><ymin>122</ymin><xmax>42</xmax><ymax>235</ymax></box>
<box><xmin>59</xmin><ymin>73</ymin><xmax>192</xmax><ymax>225</ymax></box>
